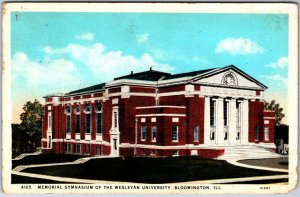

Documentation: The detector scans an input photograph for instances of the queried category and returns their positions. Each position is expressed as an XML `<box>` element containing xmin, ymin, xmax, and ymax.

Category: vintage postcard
<box><xmin>2</xmin><ymin>2</ymin><xmax>298</xmax><ymax>194</ymax></box>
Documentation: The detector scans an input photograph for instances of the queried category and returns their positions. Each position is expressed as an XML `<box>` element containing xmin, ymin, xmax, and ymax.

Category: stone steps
<box><xmin>217</xmin><ymin>145</ymin><xmax>281</xmax><ymax>160</ymax></box>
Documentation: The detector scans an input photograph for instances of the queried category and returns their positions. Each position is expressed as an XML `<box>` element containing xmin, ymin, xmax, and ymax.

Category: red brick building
<box><xmin>41</xmin><ymin>65</ymin><xmax>276</xmax><ymax>158</ymax></box>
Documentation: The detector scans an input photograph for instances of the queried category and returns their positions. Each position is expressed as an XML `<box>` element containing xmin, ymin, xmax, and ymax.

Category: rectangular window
<box><xmin>194</xmin><ymin>126</ymin><xmax>199</xmax><ymax>142</ymax></box>
<box><xmin>76</xmin><ymin>115</ymin><xmax>80</xmax><ymax>133</ymax></box>
<box><xmin>114</xmin><ymin>112</ymin><xmax>118</xmax><ymax>128</ymax></box>
<box><xmin>264</xmin><ymin>127</ymin><xmax>270</xmax><ymax>141</ymax></box>
<box><xmin>210</xmin><ymin>100</ymin><xmax>216</xmax><ymax>126</ymax></box>
<box><xmin>172</xmin><ymin>150</ymin><xmax>179</xmax><ymax>156</ymax></box>
<box><xmin>86</xmin><ymin>114</ymin><xmax>91</xmax><ymax>133</ymax></box>
<box><xmin>151</xmin><ymin>126</ymin><xmax>157</xmax><ymax>142</ymax></box>
<box><xmin>96</xmin><ymin>113</ymin><xmax>102</xmax><ymax>134</ymax></box>
<box><xmin>48</xmin><ymin>136</ymin><xmax>51</xmax><ymax>148</ymax></box>
<box><xmin>75</xmin><ymin>144</ymin><xmax>81</xmax><ymax>154</ymax></box>
<box><xmin>236</xmin><ymin>102</ymin><xmax>241</xmax><ymax>127</ymax></box>
<box><xmin>141</xmin><ymin>126</ymin><xmax>147</xmax><ymax>141</ymax></box>
<box><xmin>48</xmin><ymin>115</ymin><xmax>52</xmax><ymax>129</ymax></box>
<box><xmin>66</xmin><ymin>115</ymin><xmax>71</xmax><ymax>133</ymax></box>
<box><xmin>172</xmin><ymin>126</ymin><xmax>178</xmax><ymax>141</ymax></box>
<box><xmin>223</xmin><ymin>101</ymin><xmax>228</xmax><ymax>126</ymax></box>
<box><xmin>65</xmin><ymin>144</ymin><xmax>70</xmax><ymax>153</ymax></box>
<box><xmin>210</xmin><ymin>131</ymin><xmax>215</xmax><ymax>140</ymax></box>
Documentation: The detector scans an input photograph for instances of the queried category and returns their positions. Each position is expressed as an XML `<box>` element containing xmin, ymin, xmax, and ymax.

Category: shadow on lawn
<box><xmin>21</xmin><ymin>156</ymin><xmax>287</xmax><ymax>184</ymax></box>
<box><xmin>12</xmin><ymin>154</ymin><xmax>85</xmax><ymax>169</ymax></box>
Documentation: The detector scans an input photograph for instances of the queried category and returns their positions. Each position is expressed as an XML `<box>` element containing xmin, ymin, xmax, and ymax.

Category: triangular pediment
<box><xmin>192</xmin><ymin>65</ymin><xmax>267</xmax><ymax>90</ymax></box>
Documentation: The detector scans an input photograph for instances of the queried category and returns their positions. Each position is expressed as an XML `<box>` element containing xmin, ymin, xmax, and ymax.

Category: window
<box><xmin>75</xmin><ymin>144</ymin><xmax>81</xmax><ymax>154</ymax></box>
<box><xmin>194</xmin><ymin>126</ymin><xmax>199</xmax><ymax>142</ymax></box>
<box><xmin>223</xmin><ymin>101</ymin><xmax>229</xmax><ymax>126</ymax></box>
<box><xmin>210</xmin><ymin>131</ymin><xmax>215</xmax><ymax>140</ymax></box>
<box><xmin>95</xmin><ymin>103</ymin><xmax>102</xmax><ymax>134</ymax></box>
<box><xmin>172</xmin><ymin>126</ymin><xmax>178</xmax><ymax>141</ymax></box>
<box><xmin>48</xmin><ymin>136</ymin><xmax>51</xmax><ymax>148</ymax></box>
<box><xmin>141</xmin><ymin>149</ymin><xmax>145</xmax><ymax>155</ymax></box>
<box><xmin>236</xmin><ymin>102</ymin><xmax>241</xmax><ymax>127</ymax></box>
<box><xmin>236</xmin><ymin>131</ymin><xmax>240</xmax><ymax>140</ymax></box>
<box><xmin>66</xmin><ymin>115</ymin><xmax>71</xmax><ymax>133</ymax></box>
<box><xmin>65</xmin><ymin>144</ymin><xmax>70</xmax><ymax>153</ymax></box>
<box><xmin>151</xmin><ymin>150</ymin><xmax>156</xmax><ymax>156</ymax></box>
<box><xmin>210</xmin><ymin>100</ymin><xmax>216</xmax><ymax>126</ymax></box>
<box><xmin>224</xmin><ymin>132</ymin><xmax>228</xmax><ymax>140</ymax></box>
<box><xmin>48</xmin><ymin>115</ymin><xmax>52</xmax><ymax>129</ymax></box>
<box><xmin>75</xmin><ymin>105</ymin><xmax>80</xmax><ymax>113</ymax></box>
<box><xmin>114</xmin><ymin>112</ymin><xmax>118</xmax><ymax>128</ymax></box>
<box><xmin>141</xmin><ymin>126</ymin><xmax>147</xmax><ymax>141</ymax></box>
<box><xmin>86</xmin><ymin>114</ymin><xmax>91</xmax><ymax>133</ymax></box>
<box><xmin>76</xmin><ymin>115</ymin><xmax>80</xmax><ymax>133</ymax></box>
<box><xmin>255</xmin><ymin>126</ymin><xmax>260</xmax><ymax>141</ymax></box>
<box><xmin>151</xmin><ymin>126</ymin><xmax>157</xmax><ymax>142</ymax></box>
<box><xmin>264</xmin><ymin>127</ymin><xmax>269</xmax><ymax>141</ymax></box>
<box><xmin>172</xmin><ymin>150</ymin><xmax>179</xmax><ymax>156</ymax></box>
<box><xmin>66</xmin><ymin>105</ymin><xmax>71</xmax><ymax>113</ymax></box>
<box><xmin>96</xmin><ymin>113</ymin><xmax>102</xmax><ymax>134</ymax></box>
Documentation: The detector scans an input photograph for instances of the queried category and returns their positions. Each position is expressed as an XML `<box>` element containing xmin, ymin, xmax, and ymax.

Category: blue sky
<box><xmin>11</xmin><ymin>12</ymin><xmax>289</xmax><ymax>123</ymax></box>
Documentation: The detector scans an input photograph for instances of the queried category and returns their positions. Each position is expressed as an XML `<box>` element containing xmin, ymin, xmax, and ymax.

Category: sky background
<box><xmin>11</xmin><ymin>12</ymin><xmax>289</xmax><ymax>124</ymax></box>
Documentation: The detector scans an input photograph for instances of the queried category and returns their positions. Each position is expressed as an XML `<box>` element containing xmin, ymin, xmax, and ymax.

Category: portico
<box><xmin>204</xmin><ymin>95</ymin><xmax>249</xmax><ymax>146</ymax></box>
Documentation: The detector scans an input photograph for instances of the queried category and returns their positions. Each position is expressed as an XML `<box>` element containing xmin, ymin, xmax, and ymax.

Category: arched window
<box><xmin>66</xmin><ymin>105</ymin><xmax>72</xmax><ymax>114</ymax></box>
<box><xmin>75</xmin><ymin>105</ymin><xmax>80</xmax><ymax>113</ymax></box>
<box><xmin>95</xmin><ymin>103</ymin><xmax>102</xmax><ymax>112</ymax></box>
<box><xmin>95</xmin><ymin>102</ymin><xmax>103</xmax><ymax>134</ymax></box>
<box><xmin>85</xmin><ymin>104</ymin><xmax>91</xmax><ymax>133</ymax></box>
<box><xmin>66</xmin><ymin>105</ymin><xmax>71</xmax><ymax>133</ymax></box>
<box><xmin>75</xmin><ymin>105</ymin><xmax>80</xmax><ymax>133</ymax></box>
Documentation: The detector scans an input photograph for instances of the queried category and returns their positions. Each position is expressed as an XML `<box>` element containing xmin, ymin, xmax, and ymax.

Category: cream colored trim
<box><xmin>136</xmin><ymin>114</ymin><xmax>186</xmax><ymax>117</ymax></box>
<box><xmin>51</xmin><ymin>138</ymin><xmax>110</xmax><ymax>145</ymax></box>
<box><xmin>136</xmin><ymin>105</ymin><xmax>185</xmax><ymax>109</ymax></box>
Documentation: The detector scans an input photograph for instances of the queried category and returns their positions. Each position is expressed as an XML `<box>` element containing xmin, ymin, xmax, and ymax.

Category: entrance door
<box><xmin>110</xmin><ymin>134</ymin><xmax>119</xmax><ymax>157</ymax></box>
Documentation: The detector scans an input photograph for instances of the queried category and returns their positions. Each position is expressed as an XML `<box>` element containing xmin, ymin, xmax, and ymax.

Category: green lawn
<box><xmin>22</xmin><ymin>156</ymin><xmax>286</xmax><ymax>183</ymax></box>
<box><xmin>12</xmin><ymin>154</ymin><xmax>84</xmax><ymax>169</ymax></box>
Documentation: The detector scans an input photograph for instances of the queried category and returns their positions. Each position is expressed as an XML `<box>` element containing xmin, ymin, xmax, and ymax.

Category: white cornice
<box><xmin>136</xmin><ymin>105</ymin><xmax>186</xmax><ymax>109</ymax></box>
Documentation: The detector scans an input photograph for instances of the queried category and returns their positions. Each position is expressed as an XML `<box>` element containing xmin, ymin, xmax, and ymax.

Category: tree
<box><xmin>264</xmin><ymin>100</ymin><xmax>285</xmax><ymax>126</ymax></box>
<box><xmin>18</xmin><ymin>99</ymin><xmax>44</xmax><ymax>153</ymax></box>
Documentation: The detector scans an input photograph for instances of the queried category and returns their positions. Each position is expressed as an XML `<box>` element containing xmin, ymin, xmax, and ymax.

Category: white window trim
<box><xmin>141</xmin><ymin>126</ymin><xmax>147</xmax><ymax>141</ymax></box>
<box><xmin>151</xmin><ymin>126</ymin><xmax>157</xmax><ymax>142</ymax></box>
<box><xmin>194</xmin><ymin>126</ymin><xmax>199</xmax><ymax>142</ymax></box>
<box><xmin>172</xmin><ymin>126</ymin><xmax>179</xmax><ymax>142</ymax></box>
<box><xmin>264</xmin><ymin>127</ymin><xmax>270</xmax><ymax>141</ymax></box>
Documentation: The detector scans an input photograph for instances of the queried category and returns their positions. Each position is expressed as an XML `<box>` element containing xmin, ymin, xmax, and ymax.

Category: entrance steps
<box><xmin>216</xmin><ymin>145</ymin><xmax>281</xmax><ymax>160</ymax></box>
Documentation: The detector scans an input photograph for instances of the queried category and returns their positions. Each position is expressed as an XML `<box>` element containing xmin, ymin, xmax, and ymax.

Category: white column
<box><xmin>229</xmin><ymin>99</ymin><xmax>237</xmax><ymax>145</ymax></box>
<box><xmin>216</xmin><ymin>98</ymin><xmax>224</xmax><ymax>145</ymax></box>
<box><xmin>241</xmin><ymin>99</ymin><xmax>249</xmax><ymax>144</ymax></box>
<box><xmin>204</xmin><ymin>96</ymin><xmax>210</xmax><ymax>145</ymax></box>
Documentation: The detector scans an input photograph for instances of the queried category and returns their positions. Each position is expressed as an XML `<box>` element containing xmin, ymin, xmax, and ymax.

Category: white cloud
<box><xmin>260</xmin><ymin>74</ymin><xmax>288</xmax><ymax>86</ymax></box>
<box><xmin>75</xmin><ymin>33</ymin><xmax>94</xmax><ymax>41</ymax></box>
<box><xmin>215</xmin><ymin>37</ymin><xmax>265</xmax><ymax>55</ymax></box>
<box><xmin>136</xmin><ymin>33</ymin><xmax>149</xmax><ymax>44</ymax></box>
<box><xmin>43</xmin><ymin>42</ymin><xmax>174</xmax><ymax>82</ymax></box>
<box><xmin>12</xmin><ymin>52</ymin><xmax>79</xmax><ymax>92</ymax></box>
<box><xmin>265</xmin><ymin>57</ymin><xmax>288</xmax><ymax>68</ymax></box>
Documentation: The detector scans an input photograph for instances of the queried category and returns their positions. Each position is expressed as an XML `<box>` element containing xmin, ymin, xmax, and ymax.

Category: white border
<box><xmin>2</xmin><ymin>2</ymin><xmax>298</xmax><ymax>194</ymax></box>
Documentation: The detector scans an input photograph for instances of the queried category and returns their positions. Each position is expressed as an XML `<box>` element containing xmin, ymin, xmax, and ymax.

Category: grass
<box><xmin>22</xmin><ymin>156</ymin><xmax>287</xmax><ymax>183</ymax></box>
<box><xmin>238</xmin><ymin>157</ymin><xmax>288</xmax><ymax>170</ymax></box>
<box><xmin>11</xmin><ymin>174</ymin><xmax>72</xmax><ymax>184</ymax></box>
<box><xmin>12</xmin><ymin>154</ymin><xmax>85</xmax><ymax>169</ymax></box>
